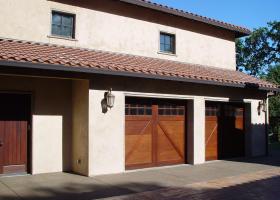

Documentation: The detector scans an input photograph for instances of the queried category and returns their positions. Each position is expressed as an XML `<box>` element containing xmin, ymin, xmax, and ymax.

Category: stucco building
<box><xmin>0</xmin><ymin>0</ymin><xmax>278</xmax><ymax>176</ymax></box>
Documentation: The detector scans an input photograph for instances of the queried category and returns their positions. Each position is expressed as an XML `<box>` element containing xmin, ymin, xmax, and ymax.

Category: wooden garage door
<box><xmin>221</xmin><ymin>105</ymin><xmax>245</xmax><ymax>159</ymax></box>
<box><xmin>205</xmin><ymin>103</ymin><xmax>245</xmax><ymax>161</ymax></box>
<box><xmin>0</xmin><ymin>94</ymin><xmax>30</xmax><ymax>175</ymax></box>
<box><xmin>125</xmin><ymin>99</ymin><xmax>185</xmax><ymax>170</ymax></box>
<box><xmin>205</xmin><ymin>105</ymin><xmax>219</xmax><ymax>161</ymax></box>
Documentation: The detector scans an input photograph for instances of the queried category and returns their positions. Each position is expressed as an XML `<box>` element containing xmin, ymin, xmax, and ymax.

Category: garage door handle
<box><xmin>0</xmin><ymin>141</ymin><xmax>3</xmax><ymax>147</ymax></box>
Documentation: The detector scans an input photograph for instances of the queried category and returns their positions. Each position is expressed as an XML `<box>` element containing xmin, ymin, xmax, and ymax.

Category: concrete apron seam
<box><xmin>0</xmin><ymin>179</ymin><xmax>22</xmax><ymax>199</ymax></box>
<box><xmin>123</xmin><ymin>164</ymin><xmax>188</xmax><ymax>174</ymax></box>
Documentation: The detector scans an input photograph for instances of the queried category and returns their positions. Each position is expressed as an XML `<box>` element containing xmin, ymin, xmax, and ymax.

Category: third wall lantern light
<box><xmin>257</xmin><ymin>100</ymin><xmax>267</xmax><ymax>115</ymax></box>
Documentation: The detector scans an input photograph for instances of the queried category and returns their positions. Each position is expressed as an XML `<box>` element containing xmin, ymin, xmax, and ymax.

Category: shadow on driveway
<box><xmin>0</xmin><ymin>150</ymin><xmax>279</xmax><ymax>200</ymax></box>
<box><xmin>0</xmin><ymin>170</ymin><xmax>280</xmax><ymax>200</ymax></box>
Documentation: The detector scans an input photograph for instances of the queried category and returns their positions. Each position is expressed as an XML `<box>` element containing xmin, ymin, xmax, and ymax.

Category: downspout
<box><xmin>265</xmin><ymin>91</ymin><xmax>277</xmax><ymax>156</ymax></box>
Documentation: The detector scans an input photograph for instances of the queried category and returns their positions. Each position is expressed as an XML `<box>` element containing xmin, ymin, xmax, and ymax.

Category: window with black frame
<box><xmin>51</xmin><ymin>11</ymin><xmax>75</xmax><ymax>39</ymax></box>
<box><xmin>160</xmin><ymin>32</ymin><xmax>176</xmax><ymax>54</ymax></box>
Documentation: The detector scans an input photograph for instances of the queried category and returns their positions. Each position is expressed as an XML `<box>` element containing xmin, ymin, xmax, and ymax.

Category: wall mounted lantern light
<box><xmin>258</xmin><ymin>100</ymin><xmax>267</xmax><ymax>115</ymax></box>
<box><xmin>106</xmin><ymin>88</ymin><xmax>115</xmax><ymax>109</ymax></box>
<box><xmin>101</xmin><ymin>88</ymin><xmax>115</xmax><ymax>113</ymax></box>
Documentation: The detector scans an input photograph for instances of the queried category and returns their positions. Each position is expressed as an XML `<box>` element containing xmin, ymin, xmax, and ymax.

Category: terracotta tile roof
<box><xmin>120</xmin><ymin>0</ymin><xmax>251</xmax><ymax>37</ymax></box>
<box><xmin>0</xmin><ymin>38</ymin><xmax>278</xmax><ymax>90</ymax></box>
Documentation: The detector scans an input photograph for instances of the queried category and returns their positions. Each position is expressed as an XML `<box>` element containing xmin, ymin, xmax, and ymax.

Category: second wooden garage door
<box><xmin>125</xmin><ymin>98</ymin><xmax>185</xmax><ymax>170</ymax></box>
<box><xmin>205</xmin><ymin>102</ymin><xmax>245</xmax><ymax>161</ymax></box>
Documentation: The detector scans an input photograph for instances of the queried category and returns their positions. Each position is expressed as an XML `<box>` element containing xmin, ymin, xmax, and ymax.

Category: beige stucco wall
<box><xmin>0</xmin><ymin>0</ymin><xmax>236</xmax><ymax>70</ymax></box>
<box><xmin>0</xmin><ymin>72</ymin><xmax>267</xmax><ymax>176</ymax></box>
<box><xmin>72</xmin><ymin>80</ymin><xmax>89</xmax><ymax>176</ymax></box>
<box><xmin>248</xmin><ymin>99</ymin><xmax>267</xmax><ymax>156</ymax></box>
<box><xmin>88</xmin><ymin>76</ymin><xmax>267</xmax><ymax>175</ymax></box>
<box><xmin>186</xmin><ymin>97</ymin><xmax>206</xmax><ymax>165</ymax></box>
<box><xmin>0</xmin><ymin>75</ymin><xmax>72</xmax><ymax>174</ymax></box>
<box><xmin>32</xmin><ymin>115</ymin><xmax>63</xmax><ymax>174</ymax></box>
<box><xmin>87</xmin><ymin>93</ymin><xmax>266</xmax><ymax>175</ymax></box>
<box><xmin>89</xmin><ymin>89</ymin><xmax>125</xmax><ymax>176</ymax></box>
<box><xmin>192</xmin><ymin>97</ymin><xmax>206</xmax><ymax>164</ymax></box>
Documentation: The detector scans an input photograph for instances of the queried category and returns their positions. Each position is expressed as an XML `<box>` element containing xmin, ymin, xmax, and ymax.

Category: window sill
<box><xmin>47</xmin><ymin>35</ymin><xmax>78</xmax><ymax>41</ymax></box>
<box><xmin>157</xmin><ymin>51</ymin><xmax>177</xmax><ymax>57</ymax></box>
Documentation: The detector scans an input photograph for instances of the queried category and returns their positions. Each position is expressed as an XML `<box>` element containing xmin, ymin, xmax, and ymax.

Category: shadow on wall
<box><xmin>49</xmin><ymin>0</ymin><xmax>235</xmax><ymax>40</ymax></box>
<box><xmin>0</xmin><ymin>171</ymin><xmax>280</xmax><ymax>200</ymax></box>
<box><xmin>217</xmin><ymin>109</ymin><xmax>245</xmax><ymax>160</ymax></box>
<box><xmin>219</xmin><ymin>122</ymin><xmax>267</xmax><ymax>160</ymax></box>
<box><xmin>0</xmin><ymin>75</ymin><xmax>73</xmax><ymax>173</ymax></box>
<box><xmin>250</xmin><ymin>123</ymin><xmax>267</xmax><ymax>155</ymax></box>
<box><xmin>223</xmin><ymin>151</ymin><xmax>280</xmax><ymax>169</ymax></box>
<box><xmin>222</xmin><ymin>101</ymin><xmax>268</xmax><ymax>159</ymax></box>
<box><xmin>221</xmin><ymin>122</ymin><xmax>279</xmax><ymax>167</ymax></box>
<box><xmin>89</xmin><ymin>75</ymin><xmax>267</xmax><ymax>101</ymax></box>
<box><xmin>100</xmin><ymin>91</ymin><xmax>109</xmax><ymax>114</ymax></box>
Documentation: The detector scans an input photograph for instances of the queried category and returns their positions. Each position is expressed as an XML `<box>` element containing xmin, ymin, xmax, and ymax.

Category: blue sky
<box><xmin>152</xmin><ymin>0</ymin><xmax>280</xmax><ymax>30</ymax></box>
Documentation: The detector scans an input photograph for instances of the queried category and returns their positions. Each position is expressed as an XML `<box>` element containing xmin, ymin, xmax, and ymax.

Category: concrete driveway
<box><xmin>0</xmin><ymin>151</ymin><xmax>279</xmax><ymax>200</ymax></box>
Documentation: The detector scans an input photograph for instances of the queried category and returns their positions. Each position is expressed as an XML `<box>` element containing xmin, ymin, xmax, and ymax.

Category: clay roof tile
<box><xmin>0</xmin><ymin>38</ymin><xmax>277</xmax><ymax>90</ymax></box>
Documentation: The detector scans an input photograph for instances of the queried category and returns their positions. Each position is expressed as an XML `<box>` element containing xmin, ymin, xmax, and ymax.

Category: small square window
<box><xmin>51</xmin><ymin>11</ymin><xmax>75</xmax><ymax>39</ymax></box>
<box><xmin>160</xmin><ymin>32</ymin><xmax>176</xmax><ymax>54</ymax></box>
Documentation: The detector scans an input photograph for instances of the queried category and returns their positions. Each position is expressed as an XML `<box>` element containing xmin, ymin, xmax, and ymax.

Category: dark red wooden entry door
<box><xmin>125</xmin><ymin>98</ymin><xmax>185</xmax><ymax>170</ymax></box>
<box><xmin>0</xmin><ymin>94</ymin><xmax>30</xmax><ymax>174</ymax></box>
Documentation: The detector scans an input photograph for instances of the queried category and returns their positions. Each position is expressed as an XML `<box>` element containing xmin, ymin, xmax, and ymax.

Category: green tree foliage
<box><xmin>266</xmin><ymin>65</ymin><xmax>280</xmax><ymax>117</ymax></box>
<box><xmin>236</xmin><ymin>21</ymin><xmax>280</xmax><ymax>120</ymax></box>
<box><xmin>236</xmin><ymin>21</ymin><xmax>280</xmax><ymax>76</ymax></box>
<box><xmin>267</xmin><ymin>22</ymin><xmax>280</xmax><ymax>64</ymax></box>
<box><xmin>266</xmin><ymin>65</ymin><xmax>280</xmax><ymax>142</ymax></box>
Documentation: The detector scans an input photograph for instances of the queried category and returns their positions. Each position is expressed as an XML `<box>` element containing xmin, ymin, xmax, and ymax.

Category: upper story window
<box><xmin>160</xmin><ymin>32</ymin><xmax>176</xmax><ymax>54</ymax></box>
<box><xmin>51</xmin><ymin>11</ymin><xmax>75</xmax><ymax>39</ymax></box>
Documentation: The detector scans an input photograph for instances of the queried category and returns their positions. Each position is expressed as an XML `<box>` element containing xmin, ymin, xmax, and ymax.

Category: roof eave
<box><xmin>235</xmin><ymin>31</ymin><xmax>251</xmax><ymax>38</ymax></box>
<box><xmin>0</xmin><ymin>60</ymin><xmax>278</xmax><ymax>92</ymax></box>
<box><xmin>120</xmin><ymin>0</ymin><xmax>251</xmax><ymax>37</ymax></box>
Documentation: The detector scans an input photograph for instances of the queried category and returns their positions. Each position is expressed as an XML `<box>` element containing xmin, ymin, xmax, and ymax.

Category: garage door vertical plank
<box><xmin>152</xmin><ymin>105</ymin><xmax>158</xmax><ymax>166</ymax></box>
<box><xmin>205</xmin><ymin>115</ymin><xmax>218</xmax><ymax>161</ymax></box>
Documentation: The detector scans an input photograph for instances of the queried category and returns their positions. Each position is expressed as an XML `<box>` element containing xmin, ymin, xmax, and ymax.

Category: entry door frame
<box><xmin>0</xmin><ymin>91</ymin><xmax>33</xmax><ymax>175</ymax></box>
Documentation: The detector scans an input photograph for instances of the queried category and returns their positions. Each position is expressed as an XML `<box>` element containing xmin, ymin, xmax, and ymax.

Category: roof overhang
<box><xmin>0</xmin><ymin>60</ymin><xmax>279</xmax><ymax>93</ymax></box>
<box><xmin>120</xmin><ymin>0</ymin><xmax>251</xmax><ymax>37</ymax></box>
